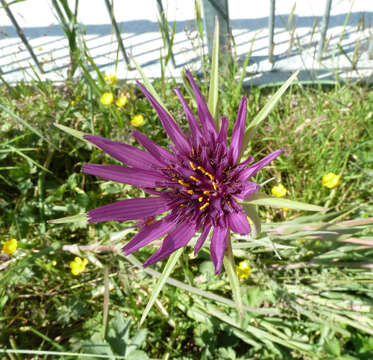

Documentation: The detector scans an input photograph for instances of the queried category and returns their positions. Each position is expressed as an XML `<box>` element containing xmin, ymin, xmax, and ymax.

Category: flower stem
<box><xmin>223</xmin><ymin>233</ymin><xmax>243</xmax><ymax>318</ymax></box>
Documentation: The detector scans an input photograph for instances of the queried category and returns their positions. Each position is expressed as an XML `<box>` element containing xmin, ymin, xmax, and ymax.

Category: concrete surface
<box><xmin>0</xmin><ymin>0</ymin><xmax>373</xmax><ymax>84</ymax></box>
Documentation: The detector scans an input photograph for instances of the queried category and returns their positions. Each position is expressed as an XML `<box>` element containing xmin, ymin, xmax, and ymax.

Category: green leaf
<box><xmin>241</xmin><ymin>203</ymin><xmax>261</xmax><ymax>238</ymax></box>
<box><xmin>208</xmin><ymin>17</ymin><xmax>219</xmax><ymax>126</ymax></box>
<box><xmin>0</xmin><ymin>103</ymin><xmax>51</xmax><ymax>145</ymax></box>
<box><xmin>223</xmin><ymin>236</ymin><xmax>243</xmax><ymax>318</ymax></box>
<box><xmin>241</xmin><ymin>69</ymin><xmax>300</xmax><ymax>153</ymax></box>
<box><xmin>54</xmin><ymin>123</ymin><xmax>86</xmax><ymax>141</ymax></box>
<box><xmin>139</xmin><ymin>248</ymin><xmax>183</xmax><ymax>327</ymax></box>
<box><xmin>244</xmin><ymin>193</ymin><xmax>326</xmax><ymax>212</ymax></box>
<box><xmin>48</xmin><ymin>213</ymin><xmax>88</xmax><ymax>224</ymax></box>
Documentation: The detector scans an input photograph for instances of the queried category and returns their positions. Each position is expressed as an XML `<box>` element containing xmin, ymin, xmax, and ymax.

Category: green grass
<box><xmin>1</xmin><ymin>73</ymin><xmax>373</xmax><ymax>359</ymax></box>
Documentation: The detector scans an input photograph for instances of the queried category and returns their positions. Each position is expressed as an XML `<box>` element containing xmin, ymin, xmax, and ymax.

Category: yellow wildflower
<box><xmin>104</xmin><ymin>73</ymin><xmax>117</xmax><ymax>85</ymax></box>
<box><xmin>322</xmin><ymin>172</ymin><xmax>340</xmax><ymax>189</ymax></box>
<box><xmin>52</xmin><ymin>260</ymin><xmax>57</xmax><ymax>266</ymax></box>
<box><xmin>131</xmin><ymin>114</ymin><xmax>144</xmax><ymax>127</ymax></box>
<box><xmin>70</xmin><ymin>100</ymin><xmax>76</xmax><ymax>105</ymax></box>
<box><xmin>100</xmin><ymin>92</ymin><xmax>114</xmax><ymax>105</ymax></box>
<box><xmin>2</xmin><ymin>238</ymin><xmax>17</xmax><ymax>255</ymax></box>
<box><xmin>69</xmin><ymin>257</ymin><xmax>88</xmax><ymax>276</ymax></box>
<box><xmin>236</xmin><ymin>260</ymin><xmax>251</xmax><ymax>279</ymax></box>
<box><xmin>116</xmin><ymin>95</ymin><xmax>128</xmax><ymax>107</ymax></box>
<box><xmin>271</xmin><ymin>184</ymin><xmax>287</xmax><ymax>197</ymax></box>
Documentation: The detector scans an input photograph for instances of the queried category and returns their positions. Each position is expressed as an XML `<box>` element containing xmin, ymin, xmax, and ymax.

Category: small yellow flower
<box><xmin>69</xmin><ymin>257</ymin><xmax>88</xmax><ymax>276</ymax></box>
<box><xmin>116</xmin><ymin>95</ymin><xmax>128</xmax><ymax>107</ymax></box>
<box><xmin>52</xmin><ymin>260</ymin><xmax>57</xmax><ymax>266</ymax></box>
<box><xmin>104</xmin><ymin>73</ymin><xmax>117</xmax><ymax>85</ymax></box>
<box><xmin>100</xmin><ymin>92</ymin><xmax>114</xmax><ymax>105</ymax></box>
<box><xmin>131</xmin><ymin>114</ymin><xmax>144</xmax><ymax>127</ymax></box>
<box><xmin>2</xmin><ymin>238</ymin><xmax>18</xmax><ymax>255</ymax></box>
<box><xmin>70</xmin><ymin>100</ymin><xmax>76</xmax><ymax>105</ymax></box>
<box><xmin>236</xmin><ymin>260</ymin><xmax>251</xmax><ymax>279</ymax></box>
<box><xmin>322</xmin><ymin>172</ymin><xmax>340</xmax><ymax>189</ymax></box>
<box><xmin>271</xmin><ymin>184</ymin><xmax>287</xmax><ymax>197</ymax></box>
<box><xmin>38</xmin><ymin>46</ymin><xmax>43</xmax><ymax>51</ymax></box>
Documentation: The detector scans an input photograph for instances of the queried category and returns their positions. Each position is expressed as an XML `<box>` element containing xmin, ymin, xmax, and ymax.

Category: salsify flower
<box><xmin>82</xmin><ymin>71</ymin><xmax>283</xmax><ymax>274</ymax></box>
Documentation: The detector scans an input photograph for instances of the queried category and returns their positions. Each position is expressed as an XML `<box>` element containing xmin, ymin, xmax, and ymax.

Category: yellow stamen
<box><xmin>197</xmin><ymin>166</ymin><xmax>207</xmax><ymax>174</ymax></box>
<box><xmin>212</xmin><ymin>181</ymin><xmax>217</xmax><ymax>191</ymax></box>
<box><xmin>190</xmin><ymin>176</ymin><xmax>199</xmax><ymax>182</ymax></box>
<box><xmin>178</xmin><ymin>180</ymin><xmax>190</xmax><ymax>187</ymax></box>
<box><xmin>200</xmin><ymin>202</ymin><xmax>209</xmax><ymax>210</ymax></box>
<box><xmin>189</xmin><ymin>161</ymin><xmax>196</xmax><ymax>170</ymax></box>
<box><xmin>198</xmin><ymin>196</ymin><xmax>203</xmax><ymax>202</ymax></box>
<box><xmin>203</xmin><ymin>190</ymin><xmax>210</xmax><ymax>195</ymax></box>
<box><xmin>186</xmin><ymin>190</ymin><xmax>194</xmax><ymax>194</ymax></box>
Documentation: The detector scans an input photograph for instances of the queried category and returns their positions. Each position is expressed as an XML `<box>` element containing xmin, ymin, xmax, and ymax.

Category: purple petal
<box><xmin>234</xmin><ymin>182</ymin><xmax>260</xmax><ymax>201</ymax></box>
<box><xmin>88</xmin><ymin>197</ymin><xmax>170</xmax><ymax>223</ymax></box>
<box><xmin>143</xmin><ymin>220</ymin><xmax>197</xmax><ymax>267</ymax></box>
<box><xmin>227</xmin><ymin>211</ymin><xmax>251</xmax><ymax>235</ymax></box>
<box><xmin>210</xmin><ymin>226</ymin><xmax>229</xmax><ymax>274</ymax></box>
<box><xmin>174</xmin><ymin>87</ymin><xmax>203</xmax><ymax>142</ymax></box>
<box><xmin>194</xmin><ymin>222</ymin><xmax>212</xmax><ymax>255</ymax></box>
<box><xmin>239</xmin><ymin>148</ymin><xmax>284</xmax><ymax>181</ymax></box>
<box><xmin>217</xmin><ymin>116</ymin><xmax>228</xmax><ymax>146</ymax></box>
<box><xmin>132</xmin><ymin>130</ymin><xmax>175</xmax><ymax>163</ymax></box>
<box><xmin>84</xmin><ymin>135</ymin><xmax>162</xmax><ymax>169</ymax></box>
<box><xmin>123</xmin><ymin>215</ymin><xmax>178</xmax><ymax>255</ymax></box>
<box><xmin>82</xmin><ymin>164</ymin><xmax>166</xmax><ymax>188</ymax></box>
<box><xmin>185</xmin><ymin>70</ymin><xmax>218</xmax><ymax>140</ymax></box>
<box><xmin>229</xmin><ymin>97</ymin><xmax>247</xmax><ymax>164</ymax></box>
<box><xmin>137</xmin><ymin>82</ymin><xmax>192</xmax><ymax>155</ymax></box>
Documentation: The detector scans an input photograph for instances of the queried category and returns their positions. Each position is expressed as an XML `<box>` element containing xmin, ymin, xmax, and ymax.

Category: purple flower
<box><xmin>82</xmin><ymin>71</ymin><xmax>283</xmax><ymax>274</ymax></box>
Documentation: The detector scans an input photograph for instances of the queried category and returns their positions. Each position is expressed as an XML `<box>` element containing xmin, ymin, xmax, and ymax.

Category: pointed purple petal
<box><xmin>82</xmin><ymin>164</ymin><xmax>166</xmax><ymax>188</ymax></box>
<box><xmin>143</xmin><ymin>221</ymin><xmax>197</xmax><ymax>267</ymax></box>
<box><xmin>137</xmin><ymin>82</ymin><xmax>192</xmax><ymax>154</ymax></box>
<box><xmin>132</xmin><ymin>130</ymin><xmax>174</xmax><ymax>164</ymax></box>
<box><xmin>83</xmin><ymin>135</ymin><xmax>162</xmax><ymax>169</ymax></box>
<box><xmin>239</xmin><ymin>148</ymin><xmax>284</xmax><ymax>181</ymax></box>
<box><xmin>234</xmin><ymin>182</ymin><xmax>260</xmax><ymax>201</ymax></box>
<box><xmin>210</xmin><ymin>225</ymin><xmax>229</xmax><ymax>274</ymax></box>
<box><xmin>217</xmin><ymin>116</ymin><xmax>228</xmax><ymax>146</ymax></box>
<box><xmin>185</xmin><ymin>70</ymin><xmax>218</xmax><ymax>139</ymax></box>
<box><xmin>174</xmin><ymin>87</ymin><xmax>203</xmax><ymax>141</ymax></box>
<box><xmin>123</xmin><ymin>215</ymin><xmax>178</xmax><ymax>255</ymax></box>
<box><xmin>88</xmin><ymin>197</ymin><xmax>171</xmax><ymax>223</ymax></box>
<box><xmin>228</xmin><ymin>211</ymin><xmax>251</xmax><ymax>235</ymax></box>
<box><xmin>194</xmin><ymin>222</ymin><xmax>212</xmax><ymax>255</ymax></box>
<box><xmin>229</xmin><ymin>97</ymin><xmax>247</xmax><ymax>164</ymax></box>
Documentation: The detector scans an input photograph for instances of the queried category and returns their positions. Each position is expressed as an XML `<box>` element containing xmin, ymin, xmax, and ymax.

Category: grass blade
<box><xmin>139</xmin><ymin>248</ymin><xmax>183</xmax><ymax>327</ymax></box>
<box><xmin>241</xmin><ymin>69</ymin><xmax>300</xmax><ymax>153</ymax></box>
<box><xmin>241</xmin><ymin>203</ymin><xmax>261</xmax><ymax>238</ymax></box>
<box><xmin>0</xmin><ymin>103</ymin><xmax>50</xmax><ymax>145</ymax></box>
<box><xmin>208</xmin><ymin>17</ymin><xmax>219</xmax><ymax>126</ymax></box>
<box><xmin>48</xmin><ymin>213</ymin><xmax>88</xmax><ymax>224</ymax></box>
<box><xmin>244</xmin><ymin>193</ymin><xmax>326</xmax><ymax>212</ymax></box>
<box><xmin>54</xmin><ymin>123</ymin><xmax>86</xmax><ymax>141</ymax></box>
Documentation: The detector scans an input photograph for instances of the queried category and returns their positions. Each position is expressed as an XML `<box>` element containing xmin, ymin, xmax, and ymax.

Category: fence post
<box><xmin>1</xmin><ymin>0</ymin><xmax>44</xmax><ymax>73</ymax></box>
<box><xmin>317</xmin><ymin>0</ymin><xmax>332</xmax><ymax>60</ymax></box>
<box><xmin>201</xmin><ymin>0</ymin><xmax>232</xmax><ymax>65</ymax></box>
<box><xmin>268</xmin><ymin>0</ymin><xmax>275</xmax><ymax>63</ymax></box>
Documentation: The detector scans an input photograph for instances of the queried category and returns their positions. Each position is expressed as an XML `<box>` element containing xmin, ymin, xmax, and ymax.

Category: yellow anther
<box><xmin>189</xmin><ymin>161</ymin><xmax>197</xmax><ymax>170</ymax></box>
<box><xmin>212</xmin><ymin>181</ymin><xmax>217</xmax><ymax>191</ymax></box>
<box><xmin>207</xmin><ymin>173</ymin><xmax>214</xmax><ymax>180</ymax></box>
<box><xmin>198</xmin><ymin>196</ymin><xmax>204</xmax><ymax>202</ymax></box>
<box><xmin>186</xmin><ymin>190</ymin><xmax>194</xmax><ymax>194</ymax></box>
<box><xmin>190</xmin><ymin>176</ymin><xmax>199</xmax><ymax>182</ymax></box>
<box><xmin>203</xmin><ymin>190</ymin><xmax>210</xmax><ymax>195</ymax></box>
<box><xmin>178</xmin><ymin>180</ymin><xmax>190</xmax><ymax>187</ymax></box>
<box><xmin>197</xmin><ymin>166</ymin><xmax>207</xmax><ymax>174</ymax></box>
<box><xmin>200</xmin><ymin>202</ymin><xmax>210</xmax><ymax>210</ymax></box>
